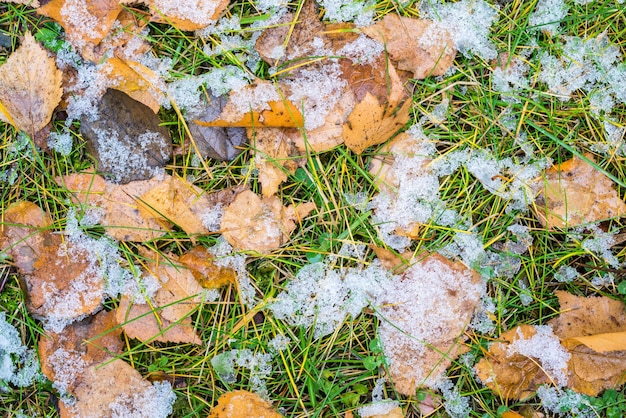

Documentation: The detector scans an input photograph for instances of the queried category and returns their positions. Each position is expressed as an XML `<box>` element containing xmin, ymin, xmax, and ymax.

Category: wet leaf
<box><xmin>532</xmin><ymin>154</ymin><xmax>626</xmax><ymax>229</ymax></box>
<box><xmin>208</xmin><ymin>390</ymin><xmax>283</xmax><ymax>418</ymax></box>
<box><xmin>0</xmin><ymin>32</ymin><xmax>62</xmax><ymax>136</ymax></box>
<box><xmin>80</xmin><ymin>89</ymin><xmax>172</xmax><ymax>184</ymax></box>
<box><xmin>221</xmin><ymin>190</ymin><xmax>316</xmax><ymax>253</ymax></box>
<box><xmin>378</xmin><ymin>253</ymin><xmax>483</xmax><ymax>395</ymax></box>
<box><xmin>362</xmin><ymin>14</ymin><xmax>456</xmax><ymax>79</ymax></box>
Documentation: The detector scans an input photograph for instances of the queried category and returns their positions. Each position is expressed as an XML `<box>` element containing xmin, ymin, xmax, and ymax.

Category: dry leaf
<box><xmin>532</xmin><ymin>154</ymin><xmax>626</xmax><ymax>229</ymax></box>
<box><xmin>104</xmin><ymin>57</ymin><xmax>164</xmax><ymax>113</ymax></box>
<box><xmin>221</xmin><ymin>190</ymin><xmax>316</xmax><ymax>253</ymax></box>
<box><xmin>147</xmin><ymin>0</ymin><xmax>229</xmax><ymax>31</ymax></box>
<box><xmin>360</xmin><ymin>405</ymin><xmax>405</xmax><ymax>418</ymax></box>
<box><xmin>5</xmin><ymin>0</ymin><xmax>40</xmax><ymax>7</ymax></box>
<box><xmin>362</xmin><ymin>14</ymin><xmax>456</xmax><ymax>79</ymax></box>
<box><xmin>179</xmin><ymin>246</ymin><xmax>237</xmax><ymax>289</ymax></box>
<box><xmin>39</xmin><ymin>310</ymin><xmax>173</xmax><ymax>418</ymax></box>
<box><xmin>116</xmin><ymin>252</ymin><xmax>206</xmax><ymax>344</ymax></box>
<box><xmin>249</xmin><ymin>127</ymin><xmax>305</xmax><ymax>197</ymax></box>
<box><xmin>474</xmin><ymin>325</ymin><xmax>567</xmax><ymax>400</ymax></box>
<box><xmin>137</xmin><ymin>175</ymin><xmax>212</xmax><ymax>238</ymax></box>
<box><xmin>37</xmin><ymin>0</ymin><xmax>124</xmax><ymax>45</ymax></box>
<box><xmin>208</xmin><ymin>390</ymin><xmax>283</xmax><ymax>418</ymax></box>
<box><xmin>0</xmin><ymin>32</ymin><xmax>62</xmax><ymax>135</ymax></box>
<box><xmin>548</xmin><ymin>291</ymin><xmax>626</xmax><ymax>396</ymax></box>
<box><xmin>194</xmin><ymin>81</ymin><xmax>304</xmax><ymax>128</ymax></box>
<box><xmin>378</xmin><ymin>253</ymin><xmax>483</xmax><ymax>395</ymax></box>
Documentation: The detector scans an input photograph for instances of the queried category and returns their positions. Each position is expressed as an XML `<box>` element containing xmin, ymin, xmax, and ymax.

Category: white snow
<box><xmin>528</xmin><ymin>0</ymin><xmax>568</xmax><ymax>35</ymax></box>
<box><xmin>0</xmin><ymin>313</ymin><xmax>40</xmax><ymax>391</ymax></box>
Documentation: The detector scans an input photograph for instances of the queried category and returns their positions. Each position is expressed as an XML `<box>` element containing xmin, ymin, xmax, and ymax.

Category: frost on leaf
<box><xmin>208</xmin><ymin>390</ymin><xmax>283</xmax><ymax>418</ymax></box>
<box><xmin>38</xmin><ymin>310</ymin><xmax>175</xmax><ymax>418</ymax></box>
<box><xmin>116</xmin><ymin>252</ymin><xmax>209</xmax><ymax>345</ymax></box>
<box><xmin>221</xmin><ymin>190</ymin><xmax>316</xmax><ymax>253</ymax></box>
<box><xmin>1</xmin><ymin>201</ymin><xmax>104</xmax><ymax>326</ymax></box>
<box><xmin>475</xmin><ymin>324</ymin><xmax>570</xmax><ymax>400</ymax></box>
<box><xmin>362</xmin><ymin>14</ymin><xmax>456</xmax><ymax>79</ymax></box>
<box><xmin>147</xmin><ymin>0</ymin><xmax>229</xmax><ymax>31</ymax></box>
<box><xmin>0</xmin><ymin>32</ymin><xmax>62</xmax><ymax>136</ymax></box>
<box><xmin>548</xmin><ymin>291</ymin><xmax>626</xmax><ymax>396</ymax></box>
<box><xmin>378</xmin><ymin>253</ymin><xmax>483</xmax><ymax>395</ymax></box>
<box><xmin>5</xmin><ymin>0</ymin><xmax>40</xmax><ymax>7</ymax></box>
<box><xmin>531</xmin><ymin>154</ymin><xmax>626</xmax><ymax>229</ymax></box>
<box><xmin>37</xmin><ymin>0</ymin><xmax>124</xmax><ymax>45</ymax></box>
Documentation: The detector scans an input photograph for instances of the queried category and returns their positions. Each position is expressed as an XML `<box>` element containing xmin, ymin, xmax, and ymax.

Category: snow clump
<box><xmin>0</xmin><ymin>313</ymin><xmax>41</xmax><ymax>391</ymax></box>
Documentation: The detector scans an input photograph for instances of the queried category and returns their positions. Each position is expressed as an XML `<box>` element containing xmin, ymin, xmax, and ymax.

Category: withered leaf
<box><xmin>362</xmin><ymin>14</ymin><xmax>456</xmax><ymax>79</ymax></box>
<box><xmin>378</xmin><ymin>253</ymin><xmax>483</xmax><ymax>395</ymax></box>
<box><xmin>221</xmin><ymin>190</ymin><xmax>316</xmax><ymax>253</ymax></box>
<box><xmin>37</xmin><ymin>0</ymin><xmax>124</xmax><ymax>45</ymax></box>
<box><xmin>208</xmin><ymin>390</ymin><xmax>283</xmax><ymax>418</ymax></box>
<box><xmin>0</xmin><ymin>32</ymin><xmax>62</xmax><ymax>135</ymax></box>
<box><xmin>147</xmin><ymin>0</ymin><xmax>230</xmax><ymax>31</ymax></box>
<box><xmin>548</xmin><ymin>291</ymin><xmax>626</xmax><ymax>396</ymax></box>
<box><xmin>39</xmin><ymin>310</ymin><xmax>173</xmax><ymax>418</ymax></box>
<box><xmin>104</xmin><ymin>57</ymin><xmax>164</xmax><ymax>113</ymax></box>
<box><xmin>179</xmin><ymin>246</ymin><xmax>237</xmax><ymax>289</ymax></box>
<box><xmin>532</xmin><ymin>154</ymin><xmax>626</xmax><ymax>229</ymax></box>
<box><xmin>5</xmin><ymin>0</ymin><xmax>40</xmax><ymax>7</ymax></box>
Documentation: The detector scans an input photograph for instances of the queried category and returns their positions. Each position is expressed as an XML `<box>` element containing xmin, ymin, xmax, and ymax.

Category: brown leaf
<box><xmin>39</xmin><ymin>310</ymin><xmax>173</xmax><ymax>418</ymax></box>
<box><xmin>474</xmin><ymin>325</ymin><xmax>566</xmax><ymax>400</ymax></box>
<box><xmin>379</xmin><ymin>253</ymin><xmax>483</xmax><ymax>395</ymax></box>
<box><xmin>370</xmin><ymin>245</ymin><xmax>413</xmax><ymax>274</ymax></box>
<box><xmin>208</xmin><ymin>390</ymin><xmax>283</xmax><ymax>418</ymax></box>
<box><xmin>179</xmin><ymin>246</ymin><xmax>237</xmax><ymax>289</ymax></box>
<box><xmin>0</xmin><ymin>32</ymin><xmax>62</xmax><ymax>135</ymax></box>
<box><xmin>360</xmin><ymin>405</ymin><xmax>405</xmax><ymax>418</ymax></box>
<box><xmin>548</xmin><ymin>291</ymin><xmax>626</xmax><ymax>396</ymax></box>
<box><xmin>362</xmin><ymin>14</ymin><xmax>456</xmax><ymax>79</ymax></box>
<box><xmin>220</xmin><ymin>190</ymin><xmax>315</xmax><ymax>253</ymax></box>
<box><xmin>249</xmin><ymin>127</ymin><xmax>305</xmax><ymax>197</ymax></box>
<box><xmin>104</xmin><ymin>57</ymin><xmax>164</xmax><ymax>113</ymax></box>
<box><xmin>5</xmin><ymin>0</ymin><xmax>40</xmax><ymax>7</ymax></box>
<box><xmin>137</xmin><ymin>175</ymin><xmax>212</xmax><ymax>238</ymax></box>
<box><xmin>532</xmin><ymin>154</ymin><xmax>626</xmax><ymax>229</ymax></box>
<box><xmin>193</xmin><ymin>81</ymin><xmax>304</xmax><ymax>128</ymax></box>
<box><xmin>37</xmin><ymin>0</ymin><xmax>124</xmax><ymax>45</ymax></box>
<box><xmin>116</xmin><ymin>253</ymin><xmax>205</xmax><ymax>344</ymax></box>
<box><xmin>147</xmin><ymin>0</ymin><xmax>229</xmax><ymax>31</ymax></box>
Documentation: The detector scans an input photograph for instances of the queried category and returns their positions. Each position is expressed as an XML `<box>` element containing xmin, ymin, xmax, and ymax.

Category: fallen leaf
<box><xmin>1</xmin><ymin>201</ymin><xmax>104</xmax><ymax>324</ymax></box>
<box><xmin>179</xmin><ymin>246</ymin><xmax>237</xmax><ymax>289</ymax></box>
<box><xmin>37</xmin><ymin>0</ymin><xmax>124</xmax><ymax>45</ymax></box>
<box><xmin>6</xmin><ymin>0</ymin><xmax>40</xmax><ymax>6</ymax></box>
<box><xmin>208</xmin><ymin>390</ymin><xmax>283</xmax><ymax>418</ymax></box>
<box><xmin>378</xmin><ymin>253</ymin><xmax>483</xmax><ymax>395</ymax></box>
<box><xmin>39</xmin><ymin>310</ymin><xmax>175</xmax><ymax>418</ymax></box>
<box><xmin>548</xmin><ymin>291</ymin><xmax>626</xmax><ymax>396</ymax></box>
<box><xmin>147</xmin><ymin>0</ymin><xmax>230</xmax><ymax>31</ymax></box>
<box><xmin>474</xmin><ymin>325</ymin><xmax>569</xmax><ymax>400</ymax></box>
<box><xmin>136</xmin><ymin>174</ymin><xmax>212</xmax><ymax>238</ymax></box>
<box><xmin>193</xmin><ymin>81</ymin><xmax>304</xmax><ymax>128</ymax></box>
<box><xmin>104</xmin><ymin>57</ymin><xmax>164</xmax><ymax>113</ymax></box>
<box><xmin>221</xmin><ymin>190</ymin><xmax>316</xmax><ymax>253</ymax></box>
<box><xmin>116</xmin><ymin>251</ymin><xmax>209</xmax><ymax>344</ymax></box>
<box><xmin>532</xmin><ymin>154</ymin><xmax>626</xmax><ymax>229</ymax></box>
<box><xmin>362</xmin><ymin>14</ymin><xmax>456</xmax><ymax>79</ymax></box>
<box><xmin>0</xmin><ymin>32</ymin><xmax>62</xmax><ymax>136</ymax></box>
<box><xmin>249</xmin><ymin>127</ymin><xmax>305</xmax><ymax>197</ymax></box>
<box><xmin>360</xmin><ymin>405</ymin><xmax>404</xmax><ymax>418</ymax></box>
<box><xmin>80</xmin><ymin>89</ymin><xmax>172</xmax><ymax>184</ymax></box>
<box><xmin>370</xmin><ymin>245</ymin><xmax>413</xmax><ymax>274</ymax></box>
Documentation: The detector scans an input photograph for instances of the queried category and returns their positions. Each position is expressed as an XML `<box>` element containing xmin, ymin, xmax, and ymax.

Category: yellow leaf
<box><xmin>0</xmin><ymin>32</ymin><xmax>62</xmax><ymax>135</ymax></box>
<box><xmin>208</xmin><ymin>390</ymin><xmax>283</xmax><ymax>418</ymax></box>
<box><xmin>148</xmin><ymin>0</ymin><xmax>230</xmax><ymax>31</ymax></box>
<box><xmin>104</xmin><ymin>57</ymin><xmax>164</xmax><ymax>113</ymax></box>
<box><xmin>563</xmin><ymin>331</ymin><xmax>626</xmax><ymax>353</ymax></box>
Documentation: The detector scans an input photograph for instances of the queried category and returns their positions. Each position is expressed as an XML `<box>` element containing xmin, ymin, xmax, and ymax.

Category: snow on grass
<box><xmin>528</xmin><ymin>0</ymin><xmax>568</xmax><ymax>35</ymax></box>
<box><xmin>211</xmin><ymin>349</ymin><xmax>274</xmax><ymax>397</ymax></box>
<box><xmin>319</xmin><ymin>0</ymin><xmax>376</xmax><ymax>26</ymax></box>
<box><xmin>0</xmin><ymin>313</ymin><xmax>41</xmax><ymax>391</ymax></box>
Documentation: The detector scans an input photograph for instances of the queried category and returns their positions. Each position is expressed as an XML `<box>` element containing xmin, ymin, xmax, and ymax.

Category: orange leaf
<box><xmin>104</xmin><ymin>57</ymin><xmax>163</xmax><ymax>113</ymax></box>
<box><xmin>148</xmin><ymin>0</ymin><xmax>229</xmax><ymax>31</ymax></box>
<box><xmin>208</xmin><ymin>390</ymin><xmax>283</xmax><ymax>418</ymax></box>
<box><xmin>0</xmin><ymin>32</ymin><xmax>62</xmax><ymax>135</ymax></box>
<box><xmin>179</xmin><ymin>246</ymin><xmax>237</xmax><ymax>289</ymax></box>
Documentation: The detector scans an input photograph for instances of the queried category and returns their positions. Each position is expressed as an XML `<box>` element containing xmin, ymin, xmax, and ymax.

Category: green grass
<box><xmin>2</xmin><ymin>0</ymin><xmax>626</xmax><ymax>417</ymax></box>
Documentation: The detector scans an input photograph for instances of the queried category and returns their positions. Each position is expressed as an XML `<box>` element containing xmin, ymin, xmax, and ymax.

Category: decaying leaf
<box><xmin>362</xmin><ymin>14</ymin><xmax>456</xmax><ymax>79</ymax></box>
<box><xmin>116</xmin><ymin>253</ymin><xmax>207</xmax><ymax>345</ymax></box>
<box><xmin>136</xmin><ymin>175</ymin><xmax>212</xmax><ymax>238</ymax></box>
<box><xmin>179</xmin><ymin>246</ymin><xmax>237</xmax><ymax>289</ymax></box>
<box><xmin>359</xmin><ymin>404</ymin><xmax>405</xmax><ymax>418</ymax></box>
<box><xmin>249</xmin><ymin>127</ymin><xmax>305</xmax><ymax>197</ymax></box>
<box><xmin>208</xmin><ymin>390</ymin><xmax>283</xmax><ymax>418</ymax></box>
<box><xmin>548</xmin><ymin>291</ymin><xmax>626</xmax><ymax>396</ymax></box>
<box><xmin>194</xmin><ymin>81</ymin><xmax>304</xmax><ymax>128</ymax></box>
<box><xmin>147</xmin><ymin>0</ymin><xmax>229</xmax><ymax>31</ymax></box>
<box><xmin>1</xmin><ymin>201</ymin><xmax>104</xmax><ymax>324</ymax></box>
<box><xmin>39</xmin><ymin>310</ymin><xmax>174</xmax><ymax>418</ymax></box>
<box><xmin>104</xmin><ymin>57</ymin><xmax>164</xmax><ymax>113</ymax></box>
<box><xmin>80</xmin><ymin>89</ymin><xmax>172</xmax><ymax>184</ymax></box>
<box><xmin>378</xmin><ymin>253</ymin><xmax>483</xmax><ymax>395</ymax></box>
<box><xmin>37</xmin><ymin>0</ymin><xmax>124</xmax><ymax>45</ymax></box>
<box><xmin>5</xmin><ymin>0</ymin><xmax>40</xmax><ymax>7</ymax></box>
<box><xmin>0</xmin><ymin>32</ymin><xmax>62</xmax><ymax>135</ymax></box>
<box><xmin>474</xmin><ymin>324</ymin><xmax>567</xmax><ymax>400</ymax></box>
<box><xmin>532</xmin><ymin>154</ymin><xmax>626</xmax><ymax>229</ymax></box>
<box><xmin>221</xmin><ymin>190</ymin><xmax>316</xmax><ymax>253</ymax></box>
